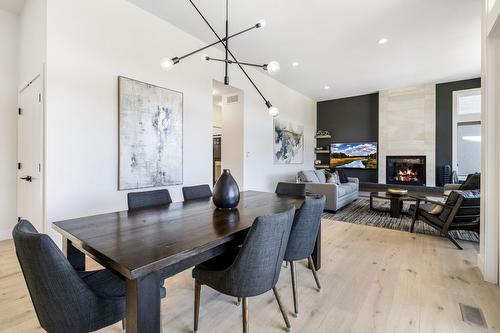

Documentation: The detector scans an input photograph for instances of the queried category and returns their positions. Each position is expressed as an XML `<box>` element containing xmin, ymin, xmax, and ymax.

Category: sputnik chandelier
<box><xmin>160</xmin><ymin>0</ymin><xmax>281</xmax><ymax>117</ymax></box>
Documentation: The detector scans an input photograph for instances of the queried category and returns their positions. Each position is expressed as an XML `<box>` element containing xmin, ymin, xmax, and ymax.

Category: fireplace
<box><xmin>386</xmin><ymin>156</ymin><xmax>426</xmax><ymax>186</ymax></box>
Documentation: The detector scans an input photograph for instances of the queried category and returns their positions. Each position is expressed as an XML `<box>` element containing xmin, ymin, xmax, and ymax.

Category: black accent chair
<box><xmin>409</xmin><ymin>190</ymin><xmax>480</xmax><ymax>250</ymax></box>
<box><xmin>182</xmin><ymin>184</ymin><xmax>213</xmax><ymax>201</ymax></box>
<box><xmin>192</xmin><ymin>207</ymin><xmax>296</xmax><ymax>333</ymax></box>
<box><xmin>127</xmin><ymin>189</ymin><xmax>172</xmax><ymax>210</ymax></box>
<box><xmin>13</xmin><ymin>220</ymin><xmax>126</xmax><ymax>333</ymax></box>
<box><xmin>275</xmin><ymin>182</ymin><xmax>306</xmax><ymax>196</ymax></box>
<box><xmin>284</xmin><ymin>195</ymin><xmax>326</xmax><ymax>317</ymax></box>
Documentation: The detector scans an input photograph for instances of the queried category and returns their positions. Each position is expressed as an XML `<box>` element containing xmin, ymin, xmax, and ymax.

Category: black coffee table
<box><xmin>369</xmin><ymin>192</ymin><xmax>415</xmax><ymax>218</ymax></box>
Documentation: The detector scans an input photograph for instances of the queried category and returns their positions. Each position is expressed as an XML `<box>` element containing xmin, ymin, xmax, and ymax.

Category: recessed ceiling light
<box><xmin>324</xmin><ymin>85</ymin><xmax>330</xmax><ymax>90</ymax></box>
<box><xmin>378</xmin><ymin>38</ymin><xmax>388</xmax><ymax>45</ymax></box>
<box><xmin>292</xmin><ymin>62</ymin><xmax>299</xmax><ymax>67</ymax></box>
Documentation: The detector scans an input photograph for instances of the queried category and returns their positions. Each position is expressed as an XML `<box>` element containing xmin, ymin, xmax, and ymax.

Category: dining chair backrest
<box><xmin>222</xmin><ymin>206</ymin><xmax>295</xmax><ymax>297</ymax></box>
<box><xmin>127</xmin><ymin>189</ymin><xmax>172</xmax><ymax>210</ymax></box>
<box><xmin>275</xmin><ymin>182</ymin><xmax>306</xmax><ymax>197</ymax></box>
<box><xmin>12</xmin><ymin>220</ymin><xmax>97</xmax><ymax>333</ymax></box>
<box><xmin>182</xmin><ymin>184</ymin><xmax>212</xmax><ymax>201</ymax></box>
<box><xmin>284</xmin><ymin>195</ymin><xmax>326</xmax><ymax>261</ymax></box>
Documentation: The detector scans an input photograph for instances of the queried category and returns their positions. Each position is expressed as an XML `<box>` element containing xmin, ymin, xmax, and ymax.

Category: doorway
<box><xmin>17</xmin><ymin>74</ymin><xmax>44</xmax><ymax>232</ymax></box>
<box><xmin>212</xmin><ymin>80</ymin><xmax>244</xmax><ymax>188</ymax></box>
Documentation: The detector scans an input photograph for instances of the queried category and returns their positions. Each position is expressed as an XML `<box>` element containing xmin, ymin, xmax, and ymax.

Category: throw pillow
<box><xmin>299</xmin><ymin>170</ymin><xmax>319</xmax><ymax>183</ymax></box>
<box><xmin>429</xmin><ymin>204</ymin><xmax>444</xmax><ymax>215</ymax></box>
<box><xmin>314</xmin><ymin>169</ymin><xmax>327</xmax><ymax>183</ymax></box>
<box><xmin>459</xmin><ymin>173</ymin><xmax>480</xmax><ymax>190</ymax></box>
<box><xmin>336</xmin><ymin>168</ymin><xmax>349</xmax><ymax>183</ymax></box>
<box><xmin>326</xmin><ymin>171</ymin><xmax>341</xmax><ymax>185</ymax></box>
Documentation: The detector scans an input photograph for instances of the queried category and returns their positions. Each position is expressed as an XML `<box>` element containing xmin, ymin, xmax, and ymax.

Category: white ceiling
<box><xmin>131</xmin><ymin>0</ymin><xmax>480</xmax><ymax>101</ymax></box>
<box><xmin>0</xmin><ymin>0</ymin><xmax>25</xmax><ymax>14</ymax></box>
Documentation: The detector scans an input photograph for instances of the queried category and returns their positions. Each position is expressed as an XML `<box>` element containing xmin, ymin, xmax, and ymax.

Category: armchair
<box><xmin>409</xmin><ymin>190</ymin><xmax>480</xmax><ymax>249</ymax></box>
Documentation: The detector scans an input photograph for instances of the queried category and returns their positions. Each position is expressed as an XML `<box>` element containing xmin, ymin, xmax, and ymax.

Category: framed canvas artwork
<box><xmin>273</xmin><ymin>118</ymin><xmax>304</xmax><ymax>164</ymax></box>
<box><xmin>118</xmin><ymin>76</ymin><xmax>183</xmax><ymax>190</ymax></box>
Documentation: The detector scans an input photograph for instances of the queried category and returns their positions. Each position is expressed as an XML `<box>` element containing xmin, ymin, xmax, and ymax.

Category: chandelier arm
<box><xmin>207</xmin><ymin>57</ymin><xmax>266</xmax><ymax>69</ymax></box>
<box><xmin>177</xmin><ymin>25</ymin><xmax>258</xmax><ymax>61</ymax></box>
<box><xmin>187</xmin><ymin>0</ymin><xmax>270</xmax><ymax>104</ymax></box>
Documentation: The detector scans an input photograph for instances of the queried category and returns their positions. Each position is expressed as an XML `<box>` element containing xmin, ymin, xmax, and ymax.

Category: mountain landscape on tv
<box><xmin>330</xmin><ymin>143</ymin><xmax>377</xmax><ymax>169</ymax></box>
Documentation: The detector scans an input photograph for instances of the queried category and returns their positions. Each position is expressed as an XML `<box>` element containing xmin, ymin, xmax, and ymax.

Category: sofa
<box><xmin>298</xmin><ymin>170</ymin><xmax>359</xmax><ymax>212</ymax></box>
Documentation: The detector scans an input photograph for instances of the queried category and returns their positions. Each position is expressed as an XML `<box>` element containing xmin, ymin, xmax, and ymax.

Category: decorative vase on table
<box><xmin>213</xmin><ymin>169</ymin><xmax>240</xmax><ymax>210</ymax></box>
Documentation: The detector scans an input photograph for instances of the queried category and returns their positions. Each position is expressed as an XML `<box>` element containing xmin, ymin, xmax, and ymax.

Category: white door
<box><xmin>17</xmin><ymin>75</ymin><xmax>44</xmax><ymax>232</ymax></box>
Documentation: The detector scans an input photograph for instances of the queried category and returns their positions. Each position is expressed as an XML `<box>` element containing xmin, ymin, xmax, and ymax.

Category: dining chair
<box><xmin>284</xmin><ymin>195</ymin><xmax>326</xmax><ymax>317</ymax></box>
<box><xmin>127</xmin><ymin>189</ymin><xmax>172</xmax><ymax>210</ymax></box>
<box><xmin>12</xmin><ymin>220</ymin><xmax>126</xmax><ymax>333</ymax></box>
<box><xmin>182</xmin><ymin>184</ymin><xmax>213</xmax><ymax>201</ymax></box>
<box><xmin>275</xmin><ymin>182</ymin><xmax>306</xmax><ymax>196</ymax></box>
<box><xmin>192</xmin><ymin>207</ymin><xmax>296</xmax><ymax>333</ymax></box>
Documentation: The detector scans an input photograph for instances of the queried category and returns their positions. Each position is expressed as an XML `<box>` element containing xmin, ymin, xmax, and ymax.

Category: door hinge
<box><xmin>38</xmin><ymin>164</ymin><xmax>41</xmax><ymax>172</ymax></box>
<box><xmin>18</xmin><ymin>162</ymin><xmax>22</xmax><ymax>170</ymax></box>
<box><xmin>18</xmin><ymin>108</ymin><xmax>22</xmax><ymax>115</ymax></box>
<box><xmin>38</xmin><ymin>93</ymin><xmax>42</xmax><ymax>102</ymax></box>
<box><xmin>18</xmin><ymin>217</ymin><xmax>21</xmax><ymax>222</ymax></box>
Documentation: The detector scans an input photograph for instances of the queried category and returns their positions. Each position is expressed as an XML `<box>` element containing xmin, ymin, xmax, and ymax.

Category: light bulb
<box><xmin>201</xmin><ymin>53</ymin><xmax>210</xmax><ymax>61</ymax></box>
<box><xmin>160</xmin><ymin>57</ymin><xmax>174</xmax><ymax>71</ymax></box>
<box><xmin>268</xmin><ymin>106</ymin><xmax>279</xmax><ymax>117</ymax></box>
<box><xmin>266</xmin><ymin>61</ymin><xmax>280</xmax><ymax>75</ymax></box>
<box><xmin>256</xmin><ymin>19</ymin><xmax>266</xmax><ymax>28</ymax></box>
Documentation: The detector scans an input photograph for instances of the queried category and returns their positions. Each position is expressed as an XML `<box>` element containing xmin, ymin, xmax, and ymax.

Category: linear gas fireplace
<box><xmin>386</xmin><ymin>156</ymin><xmax>426</xmax><ymax>186</ymax></box>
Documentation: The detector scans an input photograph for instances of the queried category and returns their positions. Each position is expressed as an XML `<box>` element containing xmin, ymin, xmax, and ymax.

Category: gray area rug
<box><xmin>322</xmin><ymin>197</ymin><xmax>479</xmax><ymax>242</ymax></box>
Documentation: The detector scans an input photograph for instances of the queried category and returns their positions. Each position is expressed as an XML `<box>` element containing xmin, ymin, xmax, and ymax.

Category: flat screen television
<box><xmin>330</xmin><ymin>142</ymin><xmax>378</xmax><ymax>169</ymax></box>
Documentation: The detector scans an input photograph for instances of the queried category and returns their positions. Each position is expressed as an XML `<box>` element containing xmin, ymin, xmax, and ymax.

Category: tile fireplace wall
<box><xmin>378</xmin><ymin>84</ymin><xmax>436</xmax><ymax>186</ymax></box>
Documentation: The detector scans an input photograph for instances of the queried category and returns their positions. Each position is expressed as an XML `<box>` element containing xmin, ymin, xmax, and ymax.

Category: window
<box><xmin>453</xmin><ymin>88</ymin><xmax>481</xmax><ymax>179</ymax></box>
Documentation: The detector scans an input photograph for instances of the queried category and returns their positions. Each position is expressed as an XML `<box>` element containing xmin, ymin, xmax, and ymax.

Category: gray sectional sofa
<box><xmin>298</xmin><ymin>170</ymin><xmax>359</xmax><ymax>212</ymax></box>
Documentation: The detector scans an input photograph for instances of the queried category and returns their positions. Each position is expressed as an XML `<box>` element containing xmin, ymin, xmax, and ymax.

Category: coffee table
<box><xmin>369</xmin><ymin>192</ymin><xmax>415</xmax><ymax>218</ymax></box>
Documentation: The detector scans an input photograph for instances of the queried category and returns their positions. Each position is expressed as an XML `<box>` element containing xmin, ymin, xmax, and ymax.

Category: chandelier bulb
<box><xmin>160</xmin><ymin>57</ymin><xmax>175</xmax><ymax>71</ymax></box>
<box><xmin>256</xmin><ymin>19</ymin><xmax>266</xmax><ymax>28</ymax></box>
<box><xmin>266</xmin><ymin>61</ymin><xmax>280</xmax><ymax>75</ymax></box>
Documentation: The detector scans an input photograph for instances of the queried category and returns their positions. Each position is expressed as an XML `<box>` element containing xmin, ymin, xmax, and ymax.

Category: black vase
<box><xmin>213</xmin><ymin>169</ymin><xmax>240</xmax><ymax>210</ymax></box>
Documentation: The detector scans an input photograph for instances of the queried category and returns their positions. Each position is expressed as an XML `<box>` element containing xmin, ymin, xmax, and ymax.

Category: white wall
<box><xmin>0</xmin><ymin>9</ymin><xmax>19</xmax><ymax>239</ymax></box>
<box><xmin>45</xmin><ymin>0</ymin><xmax>315</xmax><ymax>241</ymax></box>
<box><xmin>378</xmin><ymin>84</ymin><xmax>436</xmax><ymax>187</ymax></box>
<box><xmin>221</xmin><ymin>91</ymin><xmax>244</xmax><ymax>188</ymax></box>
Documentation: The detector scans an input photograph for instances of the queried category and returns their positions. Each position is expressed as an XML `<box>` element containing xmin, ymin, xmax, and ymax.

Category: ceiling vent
<box><xmin>226</xmin><ymin>95</ymin><xmax>239</xmax><ymax>104</ymax></box>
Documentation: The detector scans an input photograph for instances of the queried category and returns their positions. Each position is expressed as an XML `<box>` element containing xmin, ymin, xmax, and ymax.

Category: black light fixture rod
<box><xmin>206</xmin><ymin>57</ymin><xmax>265</xmax><ymax>69</ymax></box>
<box><xmin>177</xmin><ymin>25</ymin><xmax>257</xmax><ymax>62</ymax></box>
<box><xmin>224</xmin><ymin>0</ymin><xmax>229</xmax><ymax>85</ymax></box>
<box><xmin>187</xmin><ymin>0</ymin><xmax>269</xmax><ymax>104</ymax></box>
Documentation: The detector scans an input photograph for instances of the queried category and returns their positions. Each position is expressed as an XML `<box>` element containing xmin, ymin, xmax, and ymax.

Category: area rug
<box><xmin>322</xmin><ymin>197</ymin><xmax>479</xmax><ymax>242</ymax></box>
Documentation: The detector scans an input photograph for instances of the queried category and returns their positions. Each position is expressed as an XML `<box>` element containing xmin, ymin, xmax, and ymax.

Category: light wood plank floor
<box><xmin>1</xmin><ymin>220</ymin><xmax>499</xmax><ymax>333</ymax></box>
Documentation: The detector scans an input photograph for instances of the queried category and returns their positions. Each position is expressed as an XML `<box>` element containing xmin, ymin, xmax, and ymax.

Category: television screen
<box><xmin>330</xmin><ymin>142</ymin><xmax>378</xmax><ymax>169</ymax></box>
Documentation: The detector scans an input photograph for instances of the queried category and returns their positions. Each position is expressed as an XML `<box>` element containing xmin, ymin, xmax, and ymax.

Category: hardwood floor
<box><xmin>1</xmin><ymin>220</ymin><xmax>499</xmax><ymax>332</ymax></box>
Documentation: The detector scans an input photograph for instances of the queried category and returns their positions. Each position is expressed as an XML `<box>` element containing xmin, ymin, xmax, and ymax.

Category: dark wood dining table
<box><xmin>53</xmin><ymin>191</ymin><xmax>321</xmax><ymax>333</ymax></box>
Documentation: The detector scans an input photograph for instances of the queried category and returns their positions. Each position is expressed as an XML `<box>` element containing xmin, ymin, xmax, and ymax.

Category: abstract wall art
<box><xmin>273</xmin><ymin>118</ymin><xmax>304</xmax><ymax>164</ymax></box>
<box><xmin>118</xmin><ymin>76</ymin><xmax>183</xmax><ymax>190</ymax></box>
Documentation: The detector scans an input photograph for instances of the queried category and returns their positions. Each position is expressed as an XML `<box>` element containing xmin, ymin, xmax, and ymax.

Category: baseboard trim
<box><xmin>0</xmin><ymin>229</ymin><xmax>13</xmax><ymax>241</ymax></box>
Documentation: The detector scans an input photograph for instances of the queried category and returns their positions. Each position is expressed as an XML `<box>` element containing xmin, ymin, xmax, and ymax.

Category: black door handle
<box><xmin>20</xmin><ymin>176</ymin><xmax>32</xmax><ymax>182</ymax></box>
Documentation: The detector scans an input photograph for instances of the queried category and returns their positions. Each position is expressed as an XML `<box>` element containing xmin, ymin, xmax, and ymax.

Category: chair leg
<box><xmin>410</xmin><ymin>215</ymin><xmax>417</xmax><ymax>233</ymax></box>
<box><xmin>122</xmin><ymin>318</ymin><xmax>126</xmax><ymax>333</ymax></box>
<box><xmin>273</xmin><ymin>287</ymin><xmax>292</xmax><ymax>332</ymax></box>
<box><xmin>242</xmin><ymin>297</ymin><xmax>249</xmax><ymax>333</ymax></box>
<box><xmin>446</xmin><ymin>233</ymin><xmax>463</xmax><ymax>250</ymax></box>
<box><xmin>194</xmin><ymin>281</ymin><xmax>201</xmax><ymax>333</ymax></box>
<box><xmin>290</xmin><ymin>261</ymin><xmax>299</xmax><ymax>317</ymax></box>
<box><xmin>237</xmin><ymin>297</ymin><xmax>241</xmax><ymax>306</ymax></box>
<box><xmin>307</xmin><ymin>256</ymin><xmax>321</xmax><ymax>291</ymax></box>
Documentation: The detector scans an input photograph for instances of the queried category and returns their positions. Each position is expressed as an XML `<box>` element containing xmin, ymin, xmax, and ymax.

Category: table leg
<box><xmin>126</xmin><ymin>272</ymin><xmax>161</xmax><ymax>333</ymax></box>
<box><xmin>390</xmin><ymin>198</ymin><xmax>402</xmax><ymax>218</ymax></box>
<box><xmin>310</xmin><ymin>224</ymin><xmax>321</xmax><ymax>270</ymax></box>
<box><xmin>62</xmin><ymin>237</ymin><xmax>85</xmax><ymax>271</ymax></box>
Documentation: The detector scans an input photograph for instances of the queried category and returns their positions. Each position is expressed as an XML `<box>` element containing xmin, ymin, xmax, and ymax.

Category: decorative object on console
<box><xmin>387</xmin><ymin>188</ymin><xmax>409</xmax><ymax>196</ymax></box>
<box><xmin>160</xmin><ymin>0</ymin><xmax>280</xmax><ymax>117</ymax></box>
<box><xmin>213</xmin><ymin>169</ymin><xmax>240</xmax><ymax>209</ymax></box>
<box><xmin>274</xmin><ymin>118</ymin><xmax>304</xmax><ymax>164</ymax></box>
<box><xmin>314</xmin><ymin>160</ymin><xmax>322</xmax><ymax>165</ymax></box>
<box><xmin>315</xmin><ymin>130</ymin><xmax>331</xmax><ymax>139</ymax></box>
<box><xmin>118</xmin><ymin>77</ymin><xmax>183</xmax><ymax>190</ymax></box>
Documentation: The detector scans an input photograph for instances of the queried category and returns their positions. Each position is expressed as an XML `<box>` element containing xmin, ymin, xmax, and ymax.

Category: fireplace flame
<box><xmin>396</xmin><ymin>167</ymin><xmax>419</xmax><ymax>182</ymax></box>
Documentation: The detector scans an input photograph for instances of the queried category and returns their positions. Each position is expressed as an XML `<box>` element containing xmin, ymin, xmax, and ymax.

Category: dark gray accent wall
<box><xmin>317</xmin><ymin>93</ymin><xmax>379</xmax><ymax>183</ymax></box>
<box><xmin>435</xmin><ymin>78</ymin><xmax>481</xmax><ymax>185</ymax></box>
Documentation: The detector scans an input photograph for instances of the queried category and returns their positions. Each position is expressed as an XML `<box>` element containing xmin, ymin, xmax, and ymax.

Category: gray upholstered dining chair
<box><xmin>284</xmin><ymin>195</ymin><xmax>326</xmax><ymax>317</ymax></box>
<box><xmin>12</xmin><ymin>220</ymin><xmax>126</xmax><ymax>333</ymax></box>
<box><xmin>275</xmin><ymin>182</ymin><xmax>306</xmax><ymax>196</ymax></box>
<box><xmin>127</xmin><ymin>189</ymin><xmax>172</xmax><ymax>210</ymax></box>
<box><xmin>182</xmin><ymin>184</ymin><xmax>213</xmax><ymax>201</ymax></box>
<box><xmin>192</xmin><ymin>207</ymin><xmax>296</xmax><ymax>333</ymax></box>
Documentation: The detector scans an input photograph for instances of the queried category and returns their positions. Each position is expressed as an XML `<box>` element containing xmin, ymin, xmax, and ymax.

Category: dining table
<box><xmin>53</xmin><ymin>190</ymin><xmax>321</xmax><ymax>333</ymax></box>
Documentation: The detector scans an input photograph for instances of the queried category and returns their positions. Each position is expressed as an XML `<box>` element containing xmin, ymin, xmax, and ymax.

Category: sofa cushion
<box><xmin>299</xmin><ymin>170</ymin><xmax>319</xmax><ymax>183</ymax></box>
<box><xmin>338</xmin><ymin>182</ymin><xmax>357</xmax><ymax>197</ymax></box>
<box><xmin>314</xmin><ymin>170</ymin><xmax>327</xmax><ymax>183</ymax></box>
